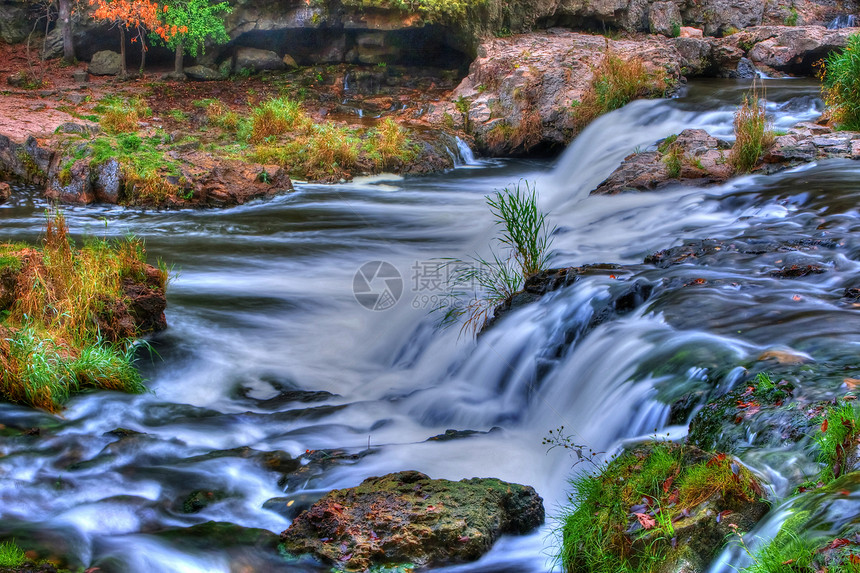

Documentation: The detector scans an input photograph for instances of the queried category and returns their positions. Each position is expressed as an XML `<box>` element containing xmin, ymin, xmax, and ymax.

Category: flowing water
<box><xmin>1</xmin><ymin>78</ymin><xmax>859</xmax><ymax>572</ymax></box>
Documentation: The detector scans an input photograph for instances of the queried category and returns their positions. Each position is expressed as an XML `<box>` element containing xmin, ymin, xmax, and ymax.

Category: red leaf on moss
<box><xmin>822</xmin><ymin>419</ymin><xmax>829</xmax><ymax>432</ymax></box>
<box><xmin>634</xmin><ymin>513</ymin><xmax>656</xmax><ymax>529</ymax></box>
<box><xmin>819</xmin><ymin>538</ymin><xmax>853</xmax><ymax>551</ymax></box>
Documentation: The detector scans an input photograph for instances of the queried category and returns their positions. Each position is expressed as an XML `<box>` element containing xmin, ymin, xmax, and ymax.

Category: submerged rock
<box><xmin>280</xmin><ymin>470</ymin><xmax>544</xmax><ymax>571</ymax></box>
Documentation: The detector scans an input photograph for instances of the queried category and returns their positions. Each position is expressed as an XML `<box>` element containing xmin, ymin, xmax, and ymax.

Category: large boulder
<box><xmin>234</xmin><ymin>47</ymin><xmax>285</xmax><ymax>72</ymax></box>
<box><xmin>184</xmin><ymin>65</ymin><xmax>222</xmax><ymax>81</ymax></box>
<box><xmin>0</xmin><ymin>2</ymin><xmax>29</xmax><ymax>44</ymax></box>
<box><xmin>650</xmin><ymin>1</ymin><xmax>682</xmax><ymax>36</ymax></box>
<box><xmin>280</xmin><ymin>470</ymin><xmax>544</xmax><ymax>571</ymax></box>
<box><xmin>88</xmin><ymin>50</ymin><xmax>122</xmax><ymax>76</ymax></box>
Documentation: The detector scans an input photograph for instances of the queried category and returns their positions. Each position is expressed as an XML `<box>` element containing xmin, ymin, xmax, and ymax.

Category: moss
<box><xmin>559</xmin><ymin>442</ymin><xmax>764</xmax><ymax>573</ymax></box>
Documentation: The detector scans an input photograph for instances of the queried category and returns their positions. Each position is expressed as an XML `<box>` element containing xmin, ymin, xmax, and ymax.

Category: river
<box><xmin>1</xmin><ymin>78</ymin><xmax>858</xmax><ymax>572</ymax></box>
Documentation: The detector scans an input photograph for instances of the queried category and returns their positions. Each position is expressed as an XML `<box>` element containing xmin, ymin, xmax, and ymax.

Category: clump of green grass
<box><xmin>729</xmin><ymin>90</ymin><xmax>774</xmax><ymax>173</ymax></box>
<box><xmin>94</xmin><ymin>95</ymin><xmax>151</xmax><ymax>135</ymax></box>
<box><xmin>559</xmin><ymin>443</ymin><xmax>762</xmax><ymax>573</ymax></box>
<box><xmin>820</xmin><ymin>33</ymin><xmax>860</xmax><ymax>130</ymax></box>
<box><xmin>814</xmin><ymin>402</ymin><xmax>860</xmax><ymax>484</ymax></box>
<box><xmin>195</xmin><ymin>98</ymin><xmax>241</xmax><ymax>131</ymax></box>
<box><xmin>249</xmin><ymin>123</ymin><xmax>360</xmax><ymax>180</ymax></box>
<box><xmin>249</xmin><ymin>97</ymin><xmax>311</xmax><ymax>143</ymax></box>
<box><xmin>0</xmin><ymin>539</ymin><xmax>26</xmax><ymax>567</ymax></box>
<box><xmin>0</xmin><ymin>212</ymin><xmax>164</xmax><ymax>411</ymax></box>
<box><xmin>440</xmin><ymin>181</ymin><xmax>554</xmax><ymax>334</ymax></box>
<box><xmin>368</xmin><ymin>118</ymin><xmax>417</xmax><ymax>171</ymax></box>
<box><xmin>662</xmin><ymin>143</ymin><xmax>684</xmax><ymax>178</ymax></box>
<box><xmin>574</xmin><ymin>49</ymin><xmax>668</xmax><ymax>131</ymax></box>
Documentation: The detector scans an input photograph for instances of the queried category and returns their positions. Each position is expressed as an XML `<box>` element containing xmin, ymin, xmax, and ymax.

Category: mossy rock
<box><xmin>560</xmin><ymin>442</ymin><xmax>768</xmax><ymax>573</ymax></box>
<box><xmin>280</xmin><ymin>470</ymin><xmax>544</xmax><ymax>571</ymax></box>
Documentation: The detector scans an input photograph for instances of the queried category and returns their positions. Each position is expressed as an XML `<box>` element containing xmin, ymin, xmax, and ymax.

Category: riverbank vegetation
<box><xmin>821</xmin><ymin>33</ymin><xmax>860</xmax><ymax>131</ymax></box>
<box><xmin>559</xmin><ymin>442</ymin><xmax>766</xmax><ymax>573</ymax></box>
<box><xmin>0</xmin><ymin>213</ymin><xmax>166</xmax><ymax>412</ymax></box>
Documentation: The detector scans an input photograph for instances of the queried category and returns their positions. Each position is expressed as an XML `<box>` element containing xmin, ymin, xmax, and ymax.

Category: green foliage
<box><xmin>366</xmin><ymin>118</ymin><xmax>417</xmax><ymax>170</ymax></box>
<box><xmin>785</xmin><ymin>6</ymin><xmax>799</xmax><ymax>26</ymax></box>
<box><xmin>485</xmin><ymin>180</ymin><xmax>554</xmax><ymax>277</ymax></box>
<box><xmin>662</xmin><ymin>143</ymin><xmax>683</xmax><ymax>178</ymax></box>
<box><xmin>0</xmin><ymin>540</ymin><xmax>26</xmax><ymax>567</ymax></box>
<box><xmin>560</xmin><ymin>443</ymin><xmax>762</xmax><ymax>573</ymax></box>
<box><xmin>341</xmin><ymin>0</ymin><xmax>487</xmax><ymax>22</ymax></box>
<box><xmin>729</xmin><ymin>90</ymin><xmax>774</xmax><ymax>173</ymax></box>
<box><xmin>814</xmin><ymin>402</ymin><xmax>860</xmax><ymax>484</ymax></box>
<box><xmin>94</xmin><ymin>96</ymin><xmax>151</xmax><ymax>135</ymax></box>
<box><xmin>249</xmin><ymin>97</ymin><xmax>311</xmax><ymax>143</ymax></box>
<box><xmin>89</xmin><ymin>134</ymin><xmax>181</xmax><ymax>204</ymax></box>
<box><xmin>670</xmin><ymin>21</ymin><xmax>681</xmax><ymax>38</ymax></box>
<box><xmin>153</xmin><ymin>0</ymin><xmax>232</xmax><ymax>58</ymax></box>
<box><xmin>821</xmin><ymin>34</ymin><xmax>860</xmax><ymax>130</ymax></box>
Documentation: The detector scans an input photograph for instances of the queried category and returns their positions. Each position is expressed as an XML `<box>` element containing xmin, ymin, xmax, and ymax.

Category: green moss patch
<box><xmin>560</xmin><ymin>442</ymin><xmax>767</xmax><ymax>573</ymax></box>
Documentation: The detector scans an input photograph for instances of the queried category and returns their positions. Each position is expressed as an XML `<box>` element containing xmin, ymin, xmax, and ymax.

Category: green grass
<box><xmin>341</xmin><ymin>0</ymin><xmax>487</xmax><ymax>22</ymax></box>
<box><xmin>366</xmin><ymin>118</ymin><xmax>418</xmax><ymax>170</ymax></box>
<box><xmin>439</xmin><ymin>181</ymin><xmax>554</xmax><ymax>334</ymax></box>
<box><xmin>662</xmin><ymin>143</ymin><xmax>683</xmax><ymax>178</ymax></box>
<box><xmin>249</xmin><ymin>97</ymin><xmax>311</xmax><ymax>143</ymax></box>
<box><xmin>93</xmin><ymin>95</ymin><xmax>152</xmax><ymax>135</ymax></box>
<box><xmin>821</xmin><ymin>33</ymin><xmax>860</xmax><ymax>130</ymax></box>
<box><xmin>88</xmin><ymin>134</ymin><xmax>181</xmax><ymax>204</ymax></box>
<box><xmin>814</xmin><ymin>402</ymin><xmax>860</xmax><ymax>483</ymax></box>
<box><xmin>729</xmin><ymin>91</ymin><xmax>774</xmax><ymax>173</ymax></box>
<box><xmin>0</xmin><ymin>539</ymin><xmax>26</xmax><ymax>567</ymax></box>
<box><xmin>0</xmin><ymin>213</ymin><xmax>164</xmax><ymax>411</ymax></box>
<box><xmin>559</xmin><ymin>443</ymin><xmax>762</xmax><ymax>573</ymax></box>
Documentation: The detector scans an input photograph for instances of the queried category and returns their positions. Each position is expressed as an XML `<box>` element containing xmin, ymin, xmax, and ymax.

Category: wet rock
<box><xmin>234</xmin><ymin>47</ymin><xmax>285</xmax><ymax>73</ymax></box>
<box><xmin>262</xmin><ymin>493</ymin><xmax>321</xmax><ymax>519</ymax></box>
<box><xmin>280</xmin><ymin>470</ymin><xmax>544</xmax><ymax>571</ymax></box>
<box><xmin>45</xmin><ymin>159</ymin><xmax>94</xmax><ymax>204</ymax></box>
<box><xmin>154</xmin><ymin>521</ymin><xmax>279</xmax><ymax>550</ymax></box>
<box><xmin>594</xmin><ymin>129</ymin><xmax>733</xmax><ymax>195</ymax></box>
<box><xmin>425</xmin><ymin>427</ymin><xmax>502</xmax><ymax>442</ymax></box>
<box><xmin>770</xmin><ymin>263</ymin><xmax>828</xmax><ymax>278</ymax></box>
<box><xmin>93</xmin><ymin>158</ymin><xmax>121</xmax><ymax>203</ymax></box>
<box><xmin>0</xmin><ymin>182</ymin><xmax>10</xmax><ymax>204</ymax></box>
<box><xmin>185</xmin><ymin>65</ymin><xmax>222</xmax><ymax>81</ymax></box>
<box><xmin>88</xmin><ymin>50</ymin><xmax>122</xmax><ymax>76</ymax></box>
<box><xmin>180</xmin><ymin>489</ymin><xmax>228</xmax><ymax>513</ymax></box>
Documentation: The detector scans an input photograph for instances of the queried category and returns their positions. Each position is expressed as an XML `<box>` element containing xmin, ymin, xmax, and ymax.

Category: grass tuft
<box><xmin>0</xmin><ymin>539</ymin><xmax>26</xmax><ymax>567</ymax></box>
<box><xmin>729</xmin><ymin>90</ymin><xmax>774</xmax><ymax>173</ymax></box>
<box><xmin>574</xmin><ymin>48</ymin><xmax>668</xmax><ymax>131</ymax></box>
<box><xmin>249</xmin><ymin>97</ymin><xmax>311</xmax><ymax>143</ymax></box>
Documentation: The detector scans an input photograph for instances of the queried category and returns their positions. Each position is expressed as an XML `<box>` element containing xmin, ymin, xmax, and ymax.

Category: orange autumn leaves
<box><xmin>89</xmin><ymin>0</ymin><xmax>185</xmax><ymax>42</ymax></box>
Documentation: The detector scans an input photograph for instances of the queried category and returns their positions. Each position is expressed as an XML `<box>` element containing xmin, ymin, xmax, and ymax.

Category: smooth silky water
<box><xmin>1</xmin><ymin>78</ymin><xmax>858</xmax><ymax>572</ymax></box>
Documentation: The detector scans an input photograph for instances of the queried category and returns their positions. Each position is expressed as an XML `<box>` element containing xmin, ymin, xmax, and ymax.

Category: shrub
<box><xmin>821</xmin><ymin>33</ymin><xmax>860</xmax><ymax>130</ymax></box>
<box><xmin>729</xmin><ymin>91</ymin><xmax>774</xmax><ymax>173</ymax></box>
<box><xmin>574</xmin><ymin>49</ymin><xmax>667</xmax><ymax>131</ymax></box>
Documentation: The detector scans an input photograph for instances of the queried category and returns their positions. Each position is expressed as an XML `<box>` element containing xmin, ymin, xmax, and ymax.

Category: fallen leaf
<box><xmin>634</xmin><ymin>512</ymin><xmax>656</xmax><ymax>530</ymax></box>
<box><xmin>821</xmin><ymin>419</ymin><xmax>829</xmax><ymax>433</ymax></box>
<box><xmin>819</xmin><ymin>538</ymin><xmax>853</xmax><ymax>551</ymax></box>
<box><xmin>845</xmin><ymin>378</ymin><xmax>860</xmax><ymax>389</ymax></box>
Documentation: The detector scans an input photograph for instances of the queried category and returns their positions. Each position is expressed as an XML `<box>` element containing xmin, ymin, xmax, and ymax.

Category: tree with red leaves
<box><xmin>89</xmin><ymin>0</ymin><xmax>174</xmax><ymax>76</ymax></box>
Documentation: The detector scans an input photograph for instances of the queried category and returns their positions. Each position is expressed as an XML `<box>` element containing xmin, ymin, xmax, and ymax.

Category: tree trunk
<box><xmin>139</xmin><ymin>31</ymin><xmax>146</xmax><ymax>75</ymax></box>
<box><xmin>174</xmin><ymin>41</ymin><xmax>183</xmax><ymax>75</ymax></box>
<box><xmin>59</xmin><ymin>0</ymin><xmax>74</xmax><ymax>63</ymax></box>
<box><xmin>119</xmin><ymin>26</ymin><xmax>127</xmax><ymax>77</ymax></box>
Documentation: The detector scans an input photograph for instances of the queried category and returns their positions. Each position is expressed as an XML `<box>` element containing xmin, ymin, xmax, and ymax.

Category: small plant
<box><xmin>785</xmin><ymin>6</ymin><xmax>799</xmax><ymax>26</ymax></box>
<box><xmin>168</xmin><ymin>109</ymin><xmax>188</xmax><ymax>121</ymax></box>
<box><xmin>729</xmin><ymin>88</ymin><xmax>774</xmax><ymax>173</ymax></box>
<box><xmin>0</xmin><ymin>539</ymin><xmax>26</xmax><ymax>567</ymax></box>
<box><xmin>662</xmin><ymin>143</ymin><xmax>684</xmax><ymax>178</ymax></box>
<box><xmin>95</xmin><ymin>96</ymin><xmax>151</xmax><ymax>135</ymax></box>
<box><xmin>671</xmin><ymin>21</ymin><xmax>681</xmax><ymax>38</ymax></box>
<box><xmin>370</xmin><ymin>118</ymin><xmax>417</xmax><ymax>170</ymax></box>
<box><xmin>814</xmin><ymin>402</ymin><xmax>860</xmax><ymax>483</ymax></box>
<box><xmin>820</xmin><ymin>33</ymin><xmax>860</xmax><ymax>130</ymax></box>
<box><xmin>438</xmin><ymin>181</ymin><xmax>554</xmax><ymax>334</ymax></box>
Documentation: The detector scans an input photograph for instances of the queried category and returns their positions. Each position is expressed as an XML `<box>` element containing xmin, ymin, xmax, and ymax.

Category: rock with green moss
<box><xmin>279</xmin><ymin>470</ymin><xmax>544</xmax><ymax>571</ymax></box>
<box><xmin>560</xmin><ymin>442</ymin><xmax>768</xmax><ymax>573</ymax></box>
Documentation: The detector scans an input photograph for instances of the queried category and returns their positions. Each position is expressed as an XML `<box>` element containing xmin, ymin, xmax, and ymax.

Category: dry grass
<box><xmin>729</xmin><ymin>91</ymin><xmax>774</xmax><ymax>173</ymax></box>
<box><xmin>0</xmin><ymin>212</ymin><xmax>165</xmax><ymax>411</ymax></box>
<box><xmin>249</xmin><ymin>97</ymin><xmax>312</xmax><ymax>143</ymax></box>
<box><xmin>97</xmin><ymin>96</ymin><xmax>151</xmax><ymax>135</ymax></box>
<box><xmin>574</xmin><ymin>49</ymin><xmax>667</xmax><ymax>132</ymax></box>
